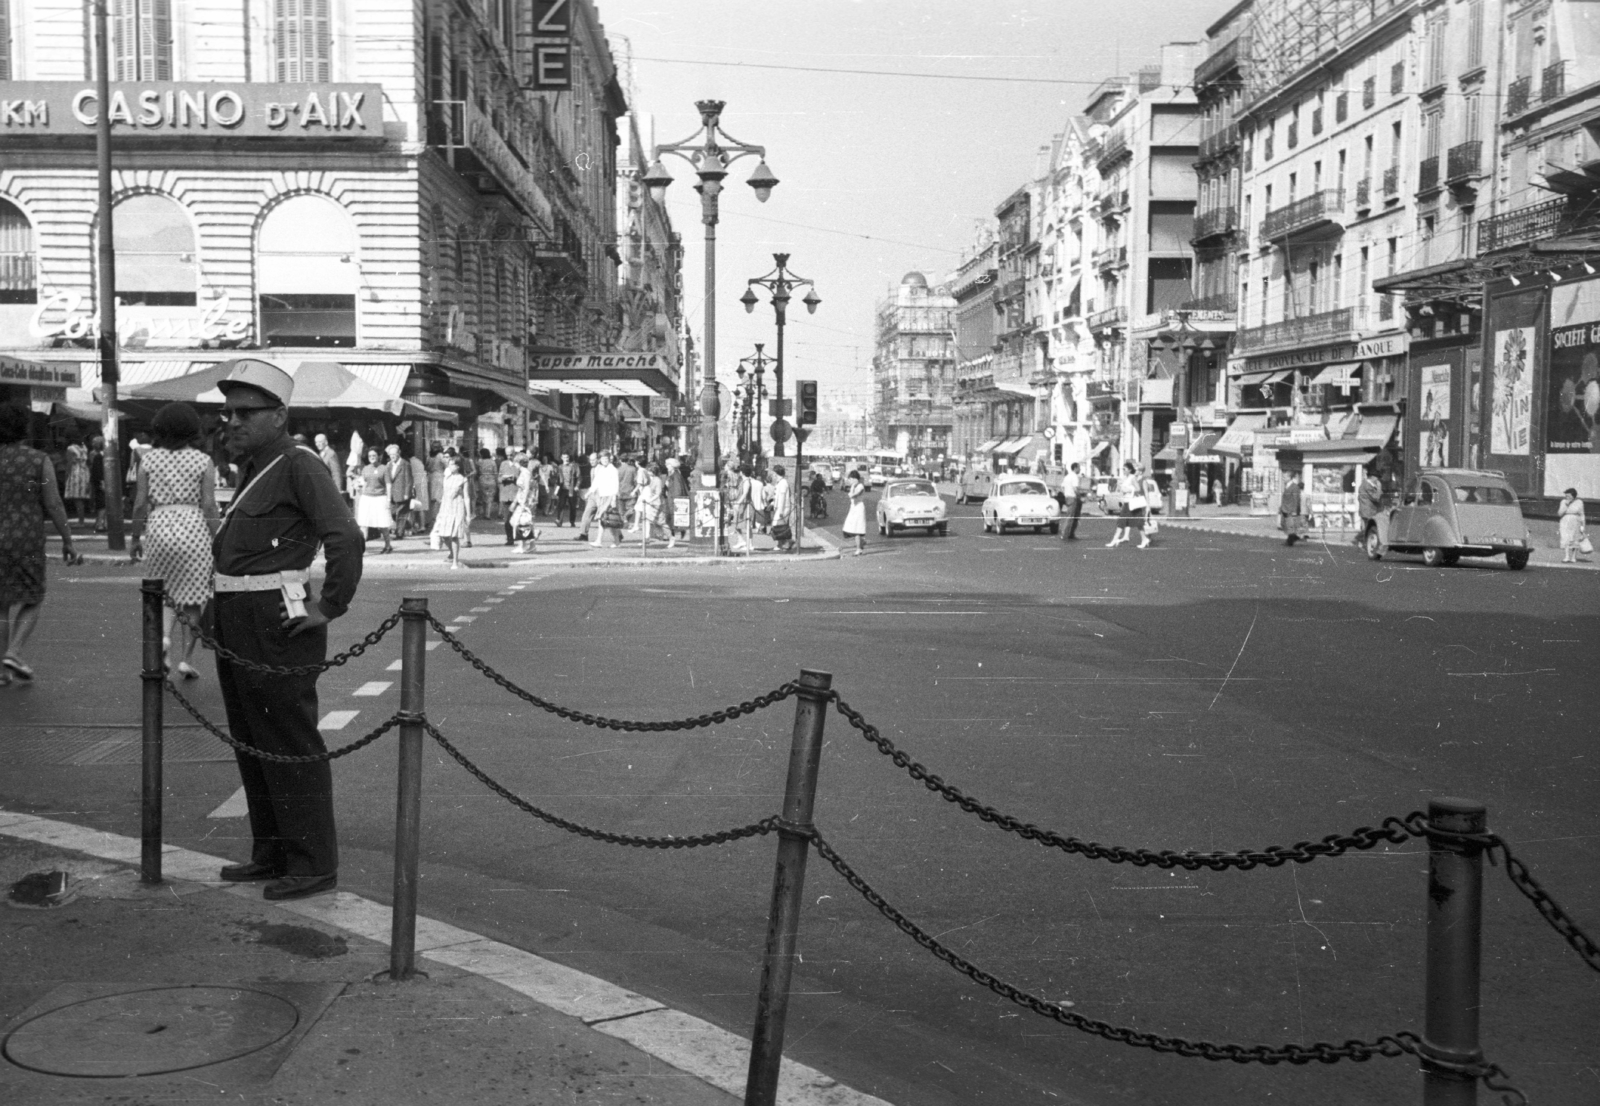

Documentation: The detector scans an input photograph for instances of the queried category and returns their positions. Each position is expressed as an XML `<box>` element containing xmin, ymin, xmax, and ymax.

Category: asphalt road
<box><xmin>6</xmin><ymin>485</ymin><xmax>1599</xmax><ymax>1106</ymax></box>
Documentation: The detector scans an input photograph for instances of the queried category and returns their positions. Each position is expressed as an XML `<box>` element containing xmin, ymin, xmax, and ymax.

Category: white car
<box><xmin>981</xmin><ymin>476</ymin><xmax>1061</xmax><ymax>534</ymax></box>
<box><xmin>868</xmin><ymin>465</ymin><xmax>887</xmax><ymax>487</ymax></box>
<box><xmin>876</xmin><ymin>479</ymin><xmax>948</xmax><ymax>536</ymax></box>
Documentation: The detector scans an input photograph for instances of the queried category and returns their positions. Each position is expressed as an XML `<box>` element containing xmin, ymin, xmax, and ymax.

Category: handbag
<box><xmin>771</xmin><ymin>520</ymin><xmax>793</xmax><ymax>544</ymax></box>
<box><xmin>1581</xmin><ymin>533</ymin><xmax>1595</xmax><ymax>555</ymax></box>
<box><xmin>600</xmin><ymin>504</ymin><xmax>624</xmax><ymax>529</ymax></box>
<box><xmin>1126</xmin><ymin>494</ymin><xmax>1147</xmax><ymax>511</ymax></box>
<box><xmin>1143</xmin><ymin>517</ymin><xmax>1159</xmax><ymax>536</ymax></box>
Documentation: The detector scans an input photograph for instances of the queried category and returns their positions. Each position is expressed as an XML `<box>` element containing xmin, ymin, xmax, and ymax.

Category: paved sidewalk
<box><xmin>51</xmin><ymin>516</ymin><xmax>841</xmax><ymax>571</ymax></box>
<box><xmin>0</xmin><ymin>812</ymin><xmax>886</xmax><ymax>1106</ymax></box>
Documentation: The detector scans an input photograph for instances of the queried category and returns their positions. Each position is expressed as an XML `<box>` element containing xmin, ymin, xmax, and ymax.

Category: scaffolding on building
<box><xmin>1245</xmin><ymin>0</ymin><xmax>1411</xmax><ymax>101</ymax></box>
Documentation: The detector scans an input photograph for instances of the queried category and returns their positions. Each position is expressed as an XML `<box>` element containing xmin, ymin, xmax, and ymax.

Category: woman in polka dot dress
<box><xmin>131</xmin><ymin>403</ymin><xmax>219</xmax><ymax>678</ymax></box>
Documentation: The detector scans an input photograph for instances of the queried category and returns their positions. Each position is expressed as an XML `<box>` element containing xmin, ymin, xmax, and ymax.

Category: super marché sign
<box><xmin>0</xmin><ymin>82</ymin><xmax>382</xmax><ymax>138</ymax></box>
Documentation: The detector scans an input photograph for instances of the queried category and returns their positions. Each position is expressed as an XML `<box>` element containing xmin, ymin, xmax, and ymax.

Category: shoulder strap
<box><xmin>215</xmin><ymin>453</ymin><xmax>287</xmax><ymax>534</ymax></box>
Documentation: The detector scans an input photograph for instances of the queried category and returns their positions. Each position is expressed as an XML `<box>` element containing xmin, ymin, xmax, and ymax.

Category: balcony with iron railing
<box><xmin>1194</xmin><ymin>34</ymin><xmax>1243</xmax><ymax>88</ymax></box>
<box><xmin>1478</xmin><ymin>197</ymin><xmax>1569</xmax><ymax>253</ymax></box>
<box><xmin>1193</xmin><ymin>206</ymin><xmax>1239</xmax><ymax>242</ymax></box>
<box><xmin>1180</xmin><ymin>290</ymin><xmax>1238</xmax><ymax>314</ymax></box>
<box><xmin>1418</xmin><ymin>156</ymin><xmax>1440</xmax><ymax>194</ymax></box>
<box><xmin>1093</xmin><ymin>245</ymin><xmax>1128</xmax><ymax>270</ymax></box>
<box><xmin>1260</xmin><ymin>189</ymin><xmax>1345</xmax><ymax>241</ymax></box>
<box><xmin>1446</xmin><ymin>140</ymin><xmax>1482</xmax><ymax>183</ymax></box>
<box><xmin>1506</xmin><ymin>76</ymin><xmax>1531</xmax><ymax>116</ymax></box>
<box><xmin>1096</xmin><ymin>189</ymin><xmax>1129</xmax><ymax>215</ymax></box>
<box><xmin>1198</xmin><ymin>123</ymin><xmax>1240</xmax><ymax>162</ymax></box>
<box><xmin>1543</xmin><ymin>59</ymin><xmax>1568</xmax><ymax>102</ymax></box>
<box><xmin>1097</xmin><ymin>131</ymin><xmax>1131</xmax><ymax>170</ymax></box>
<box><xmin>1234</xmin><ymin>306</ymin><xmax>1355</xmax><ymax>354</ymax></box>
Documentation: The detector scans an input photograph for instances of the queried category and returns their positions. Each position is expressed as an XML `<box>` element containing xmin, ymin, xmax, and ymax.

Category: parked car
<box><xmin>868</xmin><ymin>465</ymin><xmax>887</xmax><ymax>487</ymax></box>
<box><xmin>875</xmin><ymin>478</ymin><xmax>948</xmax><ymax>536</ymax></box>
<box><xmin>1375</xmin><ymin>468</ymin><xmax>1532</xmax><ymax>570</ymax></box>
<box><xmin>980</xmin><ymin>476</ymin><xmax>1061</xmax><ymax>534</ymax></box>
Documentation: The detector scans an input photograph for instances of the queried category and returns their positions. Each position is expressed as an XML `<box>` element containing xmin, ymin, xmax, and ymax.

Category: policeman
<box><xmin>209</xmin><ymin>360</ymin><xmax>364</xmax><ymax>901</ymax></box>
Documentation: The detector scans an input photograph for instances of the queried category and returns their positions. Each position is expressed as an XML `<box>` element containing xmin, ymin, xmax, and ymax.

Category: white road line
<box><xmin>425</xmin><ymin>641</ymin><xmax>441</xmax><ymax>651</ymax></box>
<box><xmin>469</xmin><ymin>607</ymin><xmax>492</xmax><ymax>613</ymax></box>
<box><xmin>319</xmin><ymin>710</ymin><xmax>361</xmax><ymax>729</ymax></box>
<box><xmin>207</xmin><ymin>787</ymin><xmax>248</xmax><ymax>819</ymax></box>
<box><xmin>386</xmin><ymin>659</ymin><xmax>402</xmax><ymax>671</ymax></box>
<box><xmin>351</xmin><ymin>681</ymin><xmax>391</xmax><ymax>697</ymax></box>
<box><xmin>484</xmin><ymin>598</ymin><xmax>505</xmax><ymax>604</ymax></box>
<box><xmin>0</xmin><ymin>812</ymin><xmax>896</xmax><ymax>1106</ymax></box>
<box><xmin>452</xmin><ymin>615</ymin><xmax>476</xmax><ymax>623</ymax></box>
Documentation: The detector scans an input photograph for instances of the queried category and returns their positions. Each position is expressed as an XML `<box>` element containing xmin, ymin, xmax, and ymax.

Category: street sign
<box><xmin>770</xmin><ymin>418</ymin><xmax>792</xmax><ymax>443</ymax></box>
<box><xmin>1041</xmin><ymin>426</ymin><xmax>1055</xmax><ymax>439</ymax></box>
<box><xmin>768</xmin><ymin>398</ymin><xmax>792</xmax><ymax>417</ymax></box>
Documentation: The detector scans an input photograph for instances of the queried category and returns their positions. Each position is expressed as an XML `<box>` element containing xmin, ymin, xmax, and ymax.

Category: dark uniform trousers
<box><xmin>1062</xmin><ymin>494</ymin><xmax>1084</xmax><ymax>539</ymax></box>
<box><xmin>214</xmin><ymin>590</ymin><xmax>337</xmax><ymax>876</ymax></box>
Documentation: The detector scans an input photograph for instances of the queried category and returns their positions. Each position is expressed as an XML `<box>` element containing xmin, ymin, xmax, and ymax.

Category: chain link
<box><xmin>1433</xmin><ymin>829</ymin><xmax>1600</xmax><ymax>975</ymax></box>
<box><xmin>808</xmin><ymin>829</ymin><xmax>1524</xmax><ymax>1102</ymax></box>
<box><xmin>164</xmin><ymin>593</ymin><xmax>402</xmax><ymax>677</ymax></box>
<box><xmin>164</xmin><ymin>678</ymin><xmax>401</xmax><ymax>763</ymax></box>
<box><xmin>427</xmin><ymin>614</ymin><xmax>797</xmax><ymax>731</ymax></box>
<box><xmin>831</xmin><ymin>692</ymin><xmax>1428</xmax><ymax>869</ymax></box>
<box><xmin>422</xmin><ymin>718</ymin><xmax>780</xmax><ymax>848</ymax></box>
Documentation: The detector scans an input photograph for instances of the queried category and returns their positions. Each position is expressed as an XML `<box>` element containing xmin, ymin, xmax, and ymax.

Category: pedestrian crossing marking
<box><xmin>386</xmin><ymin>659</ymin><xmax>402</xmax><ymax>671</ymax></box>
<box><xmin>207</xmin><ymin>787</ymin><xmax>248</xmax><ymax>819</ymax></box>
<box><xmin>453</xmin><ymin>615</ymin><xmax>476</xmax><ymax>623</ymax></box>
<box><xmin>425</xmin><ymin>641</ymin><xmax>442</xmax><ymax>651</ymax></box>
<box><xmin>470</xmin><ymin>607</ymin><xmax>492</xmax><ymax>613</ymax></box>
<box><xmin>484</xmin><ymin>598</ymin><xmax>505</xmax><ymax>603</ymax></box>
<box><xmin>352</xmin><ymin>682</ymin><xmax>392</xmax><ymax>697</ymax></box>
<box><xmin>319</xmin><ymin>710</ymin><xmax>361</xmax><ymax>729</ymax></box>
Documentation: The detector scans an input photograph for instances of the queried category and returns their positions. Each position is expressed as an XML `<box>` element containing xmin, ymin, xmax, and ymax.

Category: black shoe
<box><xmin>219</xmin><ymin>861</ymin><xmax>283</xmax><ymax>882</ymax></box>
<box><xmin>262</xmin><ymin>873</ymin><xmax>337</xmax><ymax>901</ymax></box>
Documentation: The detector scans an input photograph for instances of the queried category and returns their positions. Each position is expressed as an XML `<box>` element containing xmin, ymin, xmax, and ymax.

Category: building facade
<box><xmin>0</xmin><ymin>0</ymin><xmax>675</xmax><ymax>462</ymax></box>
<box><xmin>871</xmin><ymin>271</ymin><xmax>956</xmax><ymax>464</ymax></box>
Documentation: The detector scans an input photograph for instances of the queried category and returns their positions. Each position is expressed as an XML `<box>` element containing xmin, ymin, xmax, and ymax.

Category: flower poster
<box><xmin>1490</xmin><ymin>326</ymin><xmax>1533</xmax><ymax>456</ymax></box>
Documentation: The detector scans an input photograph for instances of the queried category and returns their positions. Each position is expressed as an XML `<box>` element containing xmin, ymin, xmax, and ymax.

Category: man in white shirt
<box><xmin>587</xmin><ymin>452</ymin><xmax>620</xmax><ymax>548</ymax></box>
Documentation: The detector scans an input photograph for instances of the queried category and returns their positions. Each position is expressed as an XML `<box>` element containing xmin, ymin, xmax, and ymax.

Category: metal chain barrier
<box><xmin>807</xmin><ymin>828</ymin><xmax>1525</xmax><ymax>1104</ymax></box>
<box><xmin>1426</xmin><ymin>826</ymin><xmax>1600</xmax><ymax>975</ymax></box>
<box><xmin>427</xmin><ymin>613</ymin><xmax>798</xmax><ymax>732</ymax></box>
<box><xmin>422</xmin><ymin>718</ymin><xmax>781</xmax><ymax>849</ymax></box>
<box><xmin>164</xmin><ymin>677</ymin><xmax>402</xmax><ymax>763</ymax></box>
<box><xmin>165</xmin><ymin>593</ymin><xmax>402</xmax><ymax>677</ymax></box>
<box><xmin>831</xmin><ymin>692</ymin><xmax>1429</xmax><ymax>870</ymax></box>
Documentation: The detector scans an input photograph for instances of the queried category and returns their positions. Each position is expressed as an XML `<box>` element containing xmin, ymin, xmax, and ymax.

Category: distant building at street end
<box><xmin>872</xmin><ymin>271</ymin><xmax>956</xmax><ymax>464</ymax></box>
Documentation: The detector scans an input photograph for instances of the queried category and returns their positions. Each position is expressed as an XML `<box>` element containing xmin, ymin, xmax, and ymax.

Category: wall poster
<box><xmin>1417</xmin><ymin>363</ymin><xmax>1452</xmax><ymax>468</ymax></box>
<box><xmin>1490</xmin><ymin>326</ymin><xmax>1533</xmax><ymax>456</ymax></box>
<box><xmin>1546</xmin><ymin>277</ymin><xmax>1600</xmax><ymax>497</ymax></box>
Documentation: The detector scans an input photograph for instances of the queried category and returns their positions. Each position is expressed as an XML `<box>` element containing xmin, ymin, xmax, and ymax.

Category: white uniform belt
<box><xmin>214</xmin><ymin>570</ymin><xmax>309</xmax><ymax>593</ymax></box>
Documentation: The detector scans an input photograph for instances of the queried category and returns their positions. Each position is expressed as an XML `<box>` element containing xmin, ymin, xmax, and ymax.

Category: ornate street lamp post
<box><xmin>741</xmin><ymin>253</ymin><xmax>820</xmax><ymax>458</ymax></box>
<box><xmin>642</xmin><ymin>102</ymin><xmax>777</xmax><ymax>553</ymax></box>
<box><xmin>1147</xmin><ymin>309</ymin><xmax>1215</xmax><ymax>518</ymax></box>
<box><xmin>737</xmin><ymin>344</ymin><xmax>773</xmax><ymax>468</ymax></box>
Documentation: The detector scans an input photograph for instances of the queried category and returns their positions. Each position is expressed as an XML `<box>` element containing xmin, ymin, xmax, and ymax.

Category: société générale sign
<box><xmin>0</xmin><ymin>82</ymin><xmax>382</xmax><ymax>138</ymax></box>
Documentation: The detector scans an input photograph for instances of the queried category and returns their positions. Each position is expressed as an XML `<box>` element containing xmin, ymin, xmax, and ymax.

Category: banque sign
<box><xmin>0</xmin><ymin>82</ymin><xmax>383</xmax><ymax>139</ymax></box>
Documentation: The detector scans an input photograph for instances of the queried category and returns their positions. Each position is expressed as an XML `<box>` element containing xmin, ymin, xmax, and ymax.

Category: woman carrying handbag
<box><xmin>1558</xmin><ymin>487</ymin><xmax>1589</xmax><ymax>563</ymax></box>
<box><xmin>1105</xmin><ymin>462</ymin><xmax>1144</xmax><ymax>548</ymax></box>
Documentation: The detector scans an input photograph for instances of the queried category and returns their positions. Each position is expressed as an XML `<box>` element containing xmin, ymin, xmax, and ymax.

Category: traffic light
<box><xmin>797</xmin><ymin>379</ymin><xmax>818</xmax><ymax>425</ymax></box>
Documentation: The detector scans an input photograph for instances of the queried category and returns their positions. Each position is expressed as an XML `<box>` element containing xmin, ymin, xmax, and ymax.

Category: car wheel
<box><xmin>1506</xmin><ymin>550</ymin><xmax>1530</xmax><ymax>571</ymax></box>
<box><xmin>1442</xmin><ymin>551</ymin><xmax>1460</xmax><ymax>566</ymax></box>
<box><xmin>1363</xmin><ymin>528</ymin><xmax>1383</xmax><ymax>561</ymax></box>
<box><xmin>1422</xmin><ymin>546</ymin><xmax>1447</xmax><ymax>568</ymax></box>
<box><xmin>877</xmin><ymin>518</ymin><xmax>885</xmax><ymax>535</ymax></box>
<box><xmin>936</xmin><ymin>523</ymin><xmax>948</xmax><ymax>536</ymax></box>
<box><xmin>886</xmin><ymin>522</ymin><xmax>898</xmax><ymax>538</ymax></box>
<box><xmin>1048</xmin><ymin>522</ymin><xmax>1060</xmax><ymax>535</ymax></box>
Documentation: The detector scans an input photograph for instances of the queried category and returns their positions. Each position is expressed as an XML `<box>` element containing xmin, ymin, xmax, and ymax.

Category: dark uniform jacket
<box><xmin>214</xmin><ymin>434</ymin><xmax>364</xmax><ymax>620</ymax></box>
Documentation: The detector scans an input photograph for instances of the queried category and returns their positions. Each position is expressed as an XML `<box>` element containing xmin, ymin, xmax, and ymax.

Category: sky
<box><xmin>596</xmin><ymin>0</ymin><xmax>1230</xmax><ymax>400</ymax></box>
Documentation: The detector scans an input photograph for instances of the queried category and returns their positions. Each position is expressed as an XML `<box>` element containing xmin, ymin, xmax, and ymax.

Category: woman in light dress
<box><xmin>429</xmin><ymin>456</ymin><xmax>472</xmax><ymax>567</ymax></box>
<box><xmin>63</xmin><ymin>437</ymin><xmax>92</xmax><ymax>525</ymax></box>
<box><xmin>508</xmin><ymin>454</ymin><xmax>540</xmax><ymax>554</ymax></box>
<box><xmin>354</xmin><ymin>448</ymin><xmax>394</xmax><ymax>553</ymax></box>
<box><xmin>1558</xmin><ymin>487</ymin><xmax>1588</xmax><ymax>563</ymax></box>
<box><xmin>1105</xmin><ymin>462</ymin><xmax>1144</xmax><ymax>548</ymax></box>
<box><xmin>129</xmin><ymin>403</ymin><xmax>219</xmax><ymax>678</ymax></box>
<box><xmin>841</xmin><ymin>469</ymin><xmax>868</xmax><ymax>556</ymax></box>
<box><xmin>634</xmin><ymin>462</ymin><xmax>674</xmax><ymax>550</ymax></box>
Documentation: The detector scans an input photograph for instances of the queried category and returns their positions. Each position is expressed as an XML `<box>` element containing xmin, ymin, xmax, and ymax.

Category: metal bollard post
<box><xmin>389</xmin><ymin>597</ymin><xmax>429</xmax><ymax>981</ymax></box>
<box><xmin>140</xmin><ymin>579</ymin><xmax>165</xmax><ymax>885</ymax></box>
<box><xmin>1422</xmin><ymin>797</ymin><xmax>1487</xmax><ymax>1106</ymax></box>
<box><xmin>745</xmin><ymin>668</ymin><xmax>833</xmax><ymax>1106</ymax></box>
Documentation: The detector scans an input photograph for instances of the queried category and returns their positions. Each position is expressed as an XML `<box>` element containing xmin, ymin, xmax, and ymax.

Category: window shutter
<box><xmin>145</xmin><ymin>0</ymin><xmax>171</xmax><ymax>80</ymax></box>
<box><xmin>312</xmin><ymin>0</ymin><xmax>331</xmax><ymax>81</ymax></box>
<box><xmin>275</xmin><ymin>0</ymin><xmax>331</xmax><ymax>82</ymax></box>
<box><xmin>112</xmin><ymin>0</ymin><xmax>137</xmax><ymax>80</ymax></box>
<box><xmin>0</xmin><ymin>0</ymin><xmax>11</xmax><ymax>82</ymax></box>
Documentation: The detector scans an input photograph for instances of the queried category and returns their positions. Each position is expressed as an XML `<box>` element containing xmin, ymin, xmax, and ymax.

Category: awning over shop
<box><xmin>1274</xmin><ymin>439</ymin><xmax>1387</xmax><ymax>466</ymax></box>
<box><xmin>1347</xmin><ymin>408</ymin><xmax>1398</xmax><ymax>446</ymax></box>
<box><xmin>1306</xmin><ymin>361</ymin><xmax>1362</xmax><ymax>385</ymax></box>
<box><xmin>122</xmin><ymin>360</ymin><xmax>454</xmax><ymax>421</ymax></box>
<box><xmin>117</xmin><ymin>360</ymin><xmax>217</xmax><ymax>386</ymax></box>
<box><xmin>1153</xmin><ymin>445</ymin><xmax>1179</xmax><ymax>462</ymax></box>
<box><xmin>525</xmin><ymin>362</ymin><xmax>678</xmax><ymax>400</ymax></box>
<box><xmin>483</xmin><ymin>381</ymin><xmax>577</xmax><ymax>424</ymax></box>
<box><xmin>993</xmin><ymin>435</ymin><xmax>1033</xmax><ymax>455</ymax></box>
<box><xmin>994</xmin><ymin>381</ymin><xmax>1036</xmax><ymax>398</ymax></box>
<box><xmin>1186</xmin><ymin>431</ymin><xmax>1223</xmax><ymax>464</ymax></box>
<box><xmin>342</xmin><ymin>363</ymin><xmax>413</xmax><ymax>398</ymax></box>
<box><xmin>1213</xmin><ymin>411</ymin><xmax>1268</xmax><ymax>455</ymax></box>
<box><xmin>975</xmin><ymin>438</ymin><xmax>1003</xmax><ymax>453</ymax></box>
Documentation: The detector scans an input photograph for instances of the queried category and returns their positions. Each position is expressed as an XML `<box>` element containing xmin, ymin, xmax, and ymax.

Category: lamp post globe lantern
<box><xmin>744</xmin><ymin>253</ymin><xmax>819</xmax><ymax>460</ymax></box>
<box><xmin>647</xmin><ymin>100</ymin><xmax>778</xmax><ymax>553</ymax></box>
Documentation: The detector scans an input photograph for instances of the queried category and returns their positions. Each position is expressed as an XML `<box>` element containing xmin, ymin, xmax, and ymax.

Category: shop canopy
<box><xmin>1186</xmin><ymin>432</ymin><xmax>1222</xmax><ymax>463</ymax></box>
<box><xmin>974</xmin><ymin>438</ymin><xmax>1003</xmax><ymax>453</ymax></box>
<box><xmin>1213</xmin><ymin>411</ymin><xmax>1269</xmax><ymax>455</ymax></box>
<box><xmin>1306</xmin><ymin>362</ymin><xmax>1362</xmax><ymax>386</ymax></box>
<box><xmin>993</xmin><ymin>435</ymin><xmax>1034</xmax><ymax>455</ymax></box>
<box><xmin>525</xmin><ymin>359</ymin><xmax>678</xmax><ymax>400</ymax></box>
<box><xmin>483</xmin><ymin>381</ymin><xmax>578</xmax><ymax>425</ymax></box>
<box><xmin>123</xmin><ymin>360</ymin><xmax>453</xmax><ymax>421</ymax></box>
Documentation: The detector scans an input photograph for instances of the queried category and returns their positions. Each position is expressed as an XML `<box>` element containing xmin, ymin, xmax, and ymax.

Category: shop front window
<box><xmin>257</xmin><ymin>194</ymin><xmax>358</xmax><ymax>347</ymax></box>
<box><xmin>0</xmin><ymin>199</ymin><xmax>36</xmax><ymax>304</ymax></box>
<box><xmin>113</xmin><ymin>193</ymin><xmax>196</xmax><ymax>306</ymax></box>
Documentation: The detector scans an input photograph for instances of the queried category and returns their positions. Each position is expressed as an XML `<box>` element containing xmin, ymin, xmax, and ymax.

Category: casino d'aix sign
<box><xmin>0</xmin><ymin>82</ymin><xmax>383</xmax><ymax>139</ymax></box>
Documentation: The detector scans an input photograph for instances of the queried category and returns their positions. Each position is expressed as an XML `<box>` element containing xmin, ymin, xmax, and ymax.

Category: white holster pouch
<box><xmin>214</xmin><ymin>569</ymin><xmax>311</xmax><ymax>620</ymax></box>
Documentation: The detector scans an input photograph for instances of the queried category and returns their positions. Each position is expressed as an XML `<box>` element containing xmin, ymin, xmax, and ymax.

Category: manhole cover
<box><xmin>2</xmin><ymin>986</ymin><xmax>299</xmax><ymax>1077</ymax></box>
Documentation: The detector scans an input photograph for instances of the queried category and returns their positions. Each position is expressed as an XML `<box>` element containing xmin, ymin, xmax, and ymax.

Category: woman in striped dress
<box><xmin>130</xmin><ymin>403</ymin><xmax>219</xmax><ymax>678</ymax></box>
